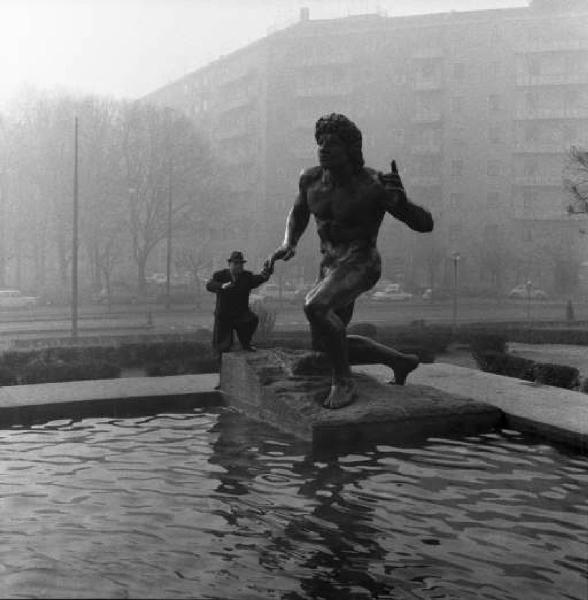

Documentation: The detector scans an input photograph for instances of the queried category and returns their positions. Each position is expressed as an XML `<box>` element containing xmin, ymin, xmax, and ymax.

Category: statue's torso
<box><xmin>305</xmin><ymin>168</ymin><xmax>385</xmax><ymax>250</ymax></box>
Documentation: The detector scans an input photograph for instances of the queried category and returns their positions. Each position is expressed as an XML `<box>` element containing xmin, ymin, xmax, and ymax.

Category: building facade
<box><xmin>146</xmin><ymin>0</ymin><xmax>588</xmax><ymax>294</ymax></box>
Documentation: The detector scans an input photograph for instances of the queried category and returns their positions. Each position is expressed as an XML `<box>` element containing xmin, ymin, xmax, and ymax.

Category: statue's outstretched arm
<box><xmin>267</xmin><ymin>173</ymin><xmax>311</xmax><ymax>267</ymax></box>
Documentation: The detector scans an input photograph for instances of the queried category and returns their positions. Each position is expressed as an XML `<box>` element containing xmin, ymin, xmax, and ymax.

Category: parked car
<box><xmin>155</xmin><ymin>284</ymin><xmax>197</xmax><ymax>305</ymax></box>
<box><xmin>249</xmin><ymin>293</ymin><xmax>265</xmax><ymax>305</ymax></box>
<box><xmin>258</xmin><ymin>282</ymin><xmax>301</xmax><ymax>302</ymax></box>
<box><xmin>422</xmin><ymin>288</ymin><xmax>453</xmax><ymax>301</ymax></box>
<box><xmin>371</xmin><ymin>283</ymin><xmax>413</xmax><ymax>302</ymax></box>
<box><xmin>145</xmin><ymin>272</ymin><xmax>167</xmax><ymax>285</ymax></box>
<box><xmin>507</xmin><ymin>283</ymin><xmax>548</xmax><ymax>300</ymax></box>
<box><xmin>94</xmin><ymin>282</ymin><xmax>138</xmax><ymax>305</ymax></box>
<box><xmin>0</xmin><ymin>289</ymin><xmax>39</xmax><ymax>308</ymax></box>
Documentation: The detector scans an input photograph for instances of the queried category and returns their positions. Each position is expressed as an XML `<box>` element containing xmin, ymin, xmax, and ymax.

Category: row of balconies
<box><xmin>516</xmin><ymin>39</ymin><xmax>588</xmax><ymax>53</ymax></box>
<box><xmin>512</xmin><ymin>174</ymin><xmax>563</xmax><ymax>187</ymax></box>
<box><xmin>515</xmin><ymin>107</ymin><xmax>588</xmax><ymax>120</ymax></box>
<box><xmin>294</xmin><ymin>82</ymin><xmax>355</xmax><ymax>97</ymax></box>
<box><xmin>516</xmin><ymin>72</ymin><xmax>588</xmax><ymax>86</ymax></box>
<box><xmin>413</xmin><ymin>78</ymin><xmax>443</xmax><ymax>91</ymax></box>
<box><xmin>412</xmin><ymin>111</ymin><xmax>443</xmax><ymax>123</ymax></box>
<box><xmin>214</xmin><ymin>122</ymin><xmax>252</xmax><ymax>141</ymax></box>
<box><xmin>411</xmin><ymin>142</ymin><xmax>443</xmax><ymax>154</ymax></box>
<box><xmin>402</xmin><ymin>174</ymin><xmax>564</xmax><ymax>187</ymax></box>
<box><xmin>513</xmin><ymin>142</ymin><xmax>570</xmax><ymax>153</ymax></box>
<box><xmin>215</xmin><ymin>93</ymin><xmax>257</xmax><ymax>113</ymax></box>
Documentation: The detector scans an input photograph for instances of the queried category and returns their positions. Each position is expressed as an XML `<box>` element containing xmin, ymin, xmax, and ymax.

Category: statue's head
<box><xmin>315</xmin><ymin>113</ymin><xmax>364</xmax><ymax>172</ymax></box>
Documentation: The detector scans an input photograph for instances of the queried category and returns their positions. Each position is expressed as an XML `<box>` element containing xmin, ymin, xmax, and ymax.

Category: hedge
<box><xmin>473</xmin><ymin>350</ymin><xmax>580</xmax><ymax>389</ymax></box>
<box><xmin>0</xmin><ymin>337</ymin><xmax>217</xmax><ymax>385</ymax></box>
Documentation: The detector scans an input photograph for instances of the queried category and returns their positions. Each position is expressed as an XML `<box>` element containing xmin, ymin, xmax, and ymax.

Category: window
<box><xmin>487</xmin><ymin>192</ymin><xmax>499</xmax><ymax>208</ymax></box>
<box><xmin>483</xmin><ymin>224</ymin><xmax>499</xmax><ymax>242</ymax></box>
<box><xmin>453</xmin><ymin>63</ymin><xmax>466</xmax><ymax>80</ymax></box>
<box><xmin>487</xmin><ymin>161</ymin><xmax>500</xmax><ymax>176</ymax></box>
<box><xmin>524</xmin><ymin>124</ymin><xmax>539</xmax><ymax>142</ymax></box>
<box><xmin>523</xmin><ymin>159</ymin><xmax>538</xmax><ymax>176</ymax></box>
<box><xmin>422</xmin><ymin>61</ymin><xmax>436</xmax><ymax>78</ymax></box>
<box><xmin>523</xmin><ymin>190</ymin><xmax>535</xmax><ymax>211</ymax></box>
<box><xmin>451</xmin><ymin>160</ymin><xmax>464</xmax><ymax>176</ymax></box>
<box><xmin>525</xmin><ymin>92</ymin><xmax>537</xmax><ymax>111</ymax></box>
<box><xmin>449</xmin><ymin>223</ymin><xmax>462</xmax><ymax>242</ymax></box>
<box><xmin>489</xmin><ymin>126</ymin><xmax>501</xmax><ymax>143</ymax></box>
<box><xmin>449</xmin><ymin>193</ymin><xmax>463</xmax><ymax>208</ymax></box>
<box><xmin>529</xmin><ymin>58</ymin><xmax>541</xmax><ymax>77</ymax></box>
<box><xmin>488</xmin><ymin>95</ymin><xmax>500</xmax><ymax>112</ymax></box>
<box><xmin>451</xmin><ymin>96</ymin><xmax>464</xmax><ymax>112</ymax></box>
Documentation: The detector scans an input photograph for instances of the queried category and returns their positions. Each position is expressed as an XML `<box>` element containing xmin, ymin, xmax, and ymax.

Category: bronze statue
<box><xmin>267</xmin><ymin>113</ymin><xmax>434</xmax><ymax>409</ymax></box>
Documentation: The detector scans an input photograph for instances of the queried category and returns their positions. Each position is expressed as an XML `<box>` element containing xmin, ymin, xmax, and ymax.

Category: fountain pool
<box><xmin>0</xmin><ymin>407</ymin><xmax>585</xmax><ymax>599</ymax></box>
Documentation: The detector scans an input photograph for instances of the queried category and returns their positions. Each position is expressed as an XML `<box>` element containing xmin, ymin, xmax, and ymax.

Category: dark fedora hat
<box><xmin>227</xmin><ymin>250</ymin><xmax>247</xmax><ymax>263</ymax></box>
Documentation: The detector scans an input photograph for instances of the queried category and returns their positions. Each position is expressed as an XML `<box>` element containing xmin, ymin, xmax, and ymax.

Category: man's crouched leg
<box><xmin>234</xmin><ymin>311</ymin><xmax>259</xmax><ymax>351</ymax></box>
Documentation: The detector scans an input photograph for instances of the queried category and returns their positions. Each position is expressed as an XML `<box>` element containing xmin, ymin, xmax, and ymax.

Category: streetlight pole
<box><xmin>525</xmin><ymin>280</ymin><xmax>533</xmax><ymax>326</ymax></box>
<box><xmin>452</xmin><ymin>252</ymin><xmax>461</xmax><ymax>334</ymax></box>
<box><xmin>165</xmin><ymin>160</ymin><xmax>172</xmax><ymax>310</ymax></box>
<box><xmin>71</xmin><ymin>117</ymin><xmax>79</xmax><ymax>338</ymax></box>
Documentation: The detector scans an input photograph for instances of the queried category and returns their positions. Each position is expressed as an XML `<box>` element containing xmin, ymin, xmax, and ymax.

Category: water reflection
<box><xmin>207</xmin><ymin>410</ymin><xmax>587</xmax><ymax>600</ymax></box>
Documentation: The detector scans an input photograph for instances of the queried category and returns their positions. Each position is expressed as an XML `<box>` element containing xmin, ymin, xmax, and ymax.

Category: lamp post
<box><xmin>525</xmin><ymin>279</ymin><xmax>533</xmax><ymax>326</ymax></box>
<box><xmin>71</xmin><ymin>117</ymin><xmax>79</xmax><ymax>338</ymax></box>
<box><xmin>451</xmin><ymin>252</ymin><xmax>461</xmax><ymax>333</ymax></box>
<box><xmin>165</xmin><ymin>160</ymin><xmax>172</xmax><ymax>311</ymax></box>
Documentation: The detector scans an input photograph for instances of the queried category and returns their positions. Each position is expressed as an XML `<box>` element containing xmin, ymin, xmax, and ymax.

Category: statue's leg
<box><xmin>304</xmin><ymin>256</ymin><xmax>377</xmax><ymax>409</ymax></box>
<box><xmin>347</xmin><ymin>335</ymin><xmax>419</xmax><ymax>385</ymax></box>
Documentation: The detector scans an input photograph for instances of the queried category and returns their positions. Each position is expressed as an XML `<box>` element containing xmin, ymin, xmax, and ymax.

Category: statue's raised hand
<box><xmin>379</xmin><ymin>160</ymin><xmax>406</xmax><ymax>195</ymax></box>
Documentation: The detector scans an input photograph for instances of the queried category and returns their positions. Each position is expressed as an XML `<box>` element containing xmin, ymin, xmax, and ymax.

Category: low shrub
<box><xmin>473</xmin><ymin>350</ymin><xmax>535</xmax><ymax>381</ymax></box>
<box><xmin>20</xmin><ymin>358</ymin><xmax>121</xmax><ymax>385</ymax></box>
<box><xmin>252</xmin><ymin>301</ymin><xmax>277</xmax><ymax>342</ymax></box>
<box><xmin>473</xmin><ymin>350</ymin><xmax>580</xmax><ymax>389</ymax></box>
<box><xmin>469</xmin><ymin>333</ymin><xmax>508</xmax><ymax>356</ymax></box>
<box><xmin>377</xmin><ymin>326</ymin><xmax>452</xmax><ymax>354</ymax></box>
<box><xmin>347</xmin><ymin>322</ymin><xmax>378</xmax><ymax>338</ymax></box>
<box><xmin>531</xmin><ymin>363</ymin><xmax>580</xmax><ymax>389</ymax></box>
<box><xmin>0</xmin><ymin>366</ymin><xmax>18</xmax><ymax>386</ymax></box>
<box><xmin>145</xmin><ymin>356</ymin><xmax>218</xmax><ymax>376</ymax></box>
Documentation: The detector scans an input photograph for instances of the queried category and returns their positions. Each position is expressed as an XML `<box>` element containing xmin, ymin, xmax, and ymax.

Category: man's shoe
<box><xmin>242</xmin><ymin>345</ymin><xmax>257</xmax><ymax>352</ymax></box>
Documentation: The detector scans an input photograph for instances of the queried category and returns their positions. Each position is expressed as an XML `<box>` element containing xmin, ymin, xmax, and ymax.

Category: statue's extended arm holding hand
<box><xmin>266</xmin><ymin>172</ymin><xmax>311</xmax><ymax>271</ymax></box>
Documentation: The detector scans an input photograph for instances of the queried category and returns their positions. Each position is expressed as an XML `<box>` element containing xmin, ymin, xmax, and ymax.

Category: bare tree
<box><xmin>120</xmin><ymin>102</ymin><xmax>224</xmax><ymax>291</ymax></box>
<box><xmin>564</xmin><ymin>145</ymin><xmax>588</xmax><ymax>214</ymax></box>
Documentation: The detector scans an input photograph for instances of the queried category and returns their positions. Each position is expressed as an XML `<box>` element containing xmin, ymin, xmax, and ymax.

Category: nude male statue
<box><xmin>267</xmin><ymin>113</ymin><xmax>434</xmax><ymax>409</ymax></box>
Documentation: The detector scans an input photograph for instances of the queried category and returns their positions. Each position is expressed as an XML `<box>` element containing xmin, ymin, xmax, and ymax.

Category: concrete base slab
<box><xmin>0</xmin><ymin>374</ymin><xmax>221</xmax><ymax>427</ymax></box>
<box><xmin>357</xmin><ymin>362</ymin><xmax>588</xmax><ymax>451</ymax></box>
<box><xmin>220</xmin><ymin>349</ymin><xmax>503</xmax><ymax>449</ymax></box>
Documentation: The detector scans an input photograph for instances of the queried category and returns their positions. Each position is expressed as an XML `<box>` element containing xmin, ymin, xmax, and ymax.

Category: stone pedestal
<box><xmin>220</xmin><ymin>349</ymin><xmax>502</xmax><ymax>450</ymax></box>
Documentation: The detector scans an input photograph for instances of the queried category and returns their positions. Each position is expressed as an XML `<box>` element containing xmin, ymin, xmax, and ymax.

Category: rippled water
<box><xmin>0</xmin><ymin>408</ymin><xmax>586</xmax><ymax>600</ymax></box>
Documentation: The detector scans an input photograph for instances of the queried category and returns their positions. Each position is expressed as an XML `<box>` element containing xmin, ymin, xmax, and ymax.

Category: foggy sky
<box><xmin>0</xmin><ymin>0</ymin><xmax>528</xmax><ymax>108</ymax></box>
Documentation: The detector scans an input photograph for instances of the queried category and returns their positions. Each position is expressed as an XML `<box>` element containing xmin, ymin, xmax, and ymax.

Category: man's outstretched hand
<box><xmin>266</xmin><ymin>244</ymin><xmax>296</xmax><ymax>272</ymax></box>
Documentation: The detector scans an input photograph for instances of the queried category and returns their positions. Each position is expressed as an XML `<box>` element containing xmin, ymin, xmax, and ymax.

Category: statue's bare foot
<box><xmin>323</xmin><ymin>377</ymin><xmax>357</xmax><ymax>409</ymax></box>
<box><xmin>389</xmin><ymin>354</ymin><xmax>420</xmax><ymax>385</ymax></box>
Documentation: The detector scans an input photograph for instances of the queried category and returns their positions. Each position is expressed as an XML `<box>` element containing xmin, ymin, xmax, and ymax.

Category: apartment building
<box><xmin>146</xmin><ymin>0</ymin><xmax>588</xmax><ymax>292</ymax></box>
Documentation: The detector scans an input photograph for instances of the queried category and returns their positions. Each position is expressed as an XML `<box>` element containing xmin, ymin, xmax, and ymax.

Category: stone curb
<box><xmin>356</xmin><ymin>363</ymin><xmax>588</xmax><ymax>451</ymax></box>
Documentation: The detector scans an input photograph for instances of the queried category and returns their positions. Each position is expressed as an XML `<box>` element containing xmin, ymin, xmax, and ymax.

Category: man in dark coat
<box><xmin>206</xmin><ymin>251</ymin><xmax>272</xmax><ymax>355</ymax></box>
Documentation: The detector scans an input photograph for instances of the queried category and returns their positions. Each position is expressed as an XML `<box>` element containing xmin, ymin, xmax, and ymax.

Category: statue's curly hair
<box><xmin>315</xmin><ymin>113</ymin><xmax>364</xmax><ymax>172</ymax></box>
